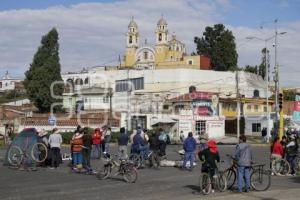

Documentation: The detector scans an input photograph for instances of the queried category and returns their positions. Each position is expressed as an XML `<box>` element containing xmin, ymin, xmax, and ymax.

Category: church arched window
<box><xmin>159</xmin><ymin>33</ymin><xmax>162</xmax><ymax>41</ymax></box>
<box><xmin>129</xmin><ymin>36</ymin><xmax>132</xmax><ymax>44</ymax></box>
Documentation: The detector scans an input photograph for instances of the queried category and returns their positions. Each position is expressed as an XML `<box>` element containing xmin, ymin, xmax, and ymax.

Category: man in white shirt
<box><xmin>48</xmin><ymin>128</ymin><xmax>62</xmax><ymax>169</ymax></box>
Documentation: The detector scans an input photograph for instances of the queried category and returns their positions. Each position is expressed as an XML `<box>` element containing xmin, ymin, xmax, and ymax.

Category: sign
<box><xmin>292</xmin><ymin>95</ymin><xmax>300</xmax><ymax>122</ymax></box>
<box><xmin>206</xmin><ymin>120</ymin><xmax>225</xmax><ymax>139</ymax></box>
<box><xmin>48</xmin><ymin>115</ymin><xmax>56</xmax><ymax>126</ymax></box>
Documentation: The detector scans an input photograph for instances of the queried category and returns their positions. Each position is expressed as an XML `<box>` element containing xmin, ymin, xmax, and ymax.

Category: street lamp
<box><xmin>246</xmin><ymin>31</ymin><xmax>286</xmax><ymax>141</ymax></box>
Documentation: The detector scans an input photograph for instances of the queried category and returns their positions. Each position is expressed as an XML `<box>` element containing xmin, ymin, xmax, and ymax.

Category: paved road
<box><xmin>0</xmin><ymin>145</ymin><xmax>299</xmax><ymax>200</ymax></box>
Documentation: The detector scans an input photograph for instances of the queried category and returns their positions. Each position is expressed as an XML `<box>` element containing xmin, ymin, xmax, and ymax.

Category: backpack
<box><xmin>159</xmin><ymin>132</ymin><xmax>167</xmax><ymax>142</ymax></box>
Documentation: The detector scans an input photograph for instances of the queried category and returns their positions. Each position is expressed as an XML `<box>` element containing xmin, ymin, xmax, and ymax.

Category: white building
<box><xmin>0</xmin><ymin>71</ymin><xmax>22</xmax><ymax>93</ymax></box>
<box><xmin>61</xmin><ymin>67</ymin><xmax>269</xmax><ymax>139</ymax></box>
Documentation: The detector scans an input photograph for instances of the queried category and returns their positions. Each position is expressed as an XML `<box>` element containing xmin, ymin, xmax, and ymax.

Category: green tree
<box><xmin>244</xmin><ymin>65</ymin><xmax>258</xmax><ymax>74</ymax></box>
<box><xmin>194</xmin><ymin>24</ymin><xmax>238</xmax><ymax>71</ymax></box>
<box><xmin>24</xmin><ymin>28</ymin><xmax>63</xmax><ymax>113</ymax></box>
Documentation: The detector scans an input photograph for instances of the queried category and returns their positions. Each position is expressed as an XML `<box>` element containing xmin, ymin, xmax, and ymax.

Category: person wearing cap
<box><xmin>286</xmin><ymin>135</ymin><xmax>299</xmax><ymax>176</ymax></box>
<box><xmin>48</xmin><ymin>128</ymin><xmax>62</xmax><ymax>169</ymax></box>
<box><xmin>199</xmin><ymin>139</ymin><xmax>220</xmax><ymax>192</ymax></box>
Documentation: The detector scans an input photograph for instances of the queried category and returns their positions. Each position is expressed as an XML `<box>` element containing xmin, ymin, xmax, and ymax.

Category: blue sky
<box><xmin>1</xmin><ymin>0</ymin><xmax>299</xmax><ymax>27</ymax></box>
<box><xmin>0</xmin><ymin>0</ymin><xmax>299</xmax><ymax>86</ymax></box>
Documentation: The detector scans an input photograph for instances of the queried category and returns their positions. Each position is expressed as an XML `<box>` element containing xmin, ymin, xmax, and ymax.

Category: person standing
<box><xmin>91</xmin><ymin>128</ymin><xmax>101</xmax><ymax>159</ymax></box>
<box><xmin>235</xmin><ymin>135</ymin><xmax>252</xmax><ymax>193</ymax></box>
<box><xmin>118</xmin><ymin>127</ymin><xmax>129</xmax><ymax>160</ymax></box>
<box><xmin>103</xmin><ymin>127</ymin><xmax>112</xmax><ymax>154</ymax></box>
<box><xmin>82</xmin><ymin>127</ymin><xmax>92</xmax><ymax>170</ymax></box>
<box><xmin>182</xmin><ymin>132</ymin><xmax>197</xmax><ymax>171</ymax></box>
<box><xmin>286</xmin><ymin>135</ymin><xmax>299</xmax><ymax>176</ymax></box>
<box><xmin>70</xmin><ymin>130</ymin><xmax>83</xmax><ymax>170</ymax></box>
<box><xmin>48</xmin><ymin>128</ymin><xmax>63</xmax><ymax>169</ymax></box>
<box><xmin>270</xmin><ymin>136</ymin><xmax>284</xmax><ymax>175</ymax></box>
<box><xmin>261</xmin><ymin>128</ymin><xmax>267</xmax><ymax>143</ymax></box>
<box><xmin>158</xmin><ymin>128</ymin><xmax>168</xmax><ymax>157</ymax></box>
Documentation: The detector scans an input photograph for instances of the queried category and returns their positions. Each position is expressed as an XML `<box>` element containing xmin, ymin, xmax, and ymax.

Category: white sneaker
<box><xmin>211</xmin><ymin>189</ymin><xmax>215</xmax><ymax>193</ymax></box>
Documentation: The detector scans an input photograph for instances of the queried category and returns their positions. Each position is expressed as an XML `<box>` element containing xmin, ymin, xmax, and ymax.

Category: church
<box><xmin>121</xmin><ymin>16</ymin><xmax>211</xmax><ymax>70</ymax></box>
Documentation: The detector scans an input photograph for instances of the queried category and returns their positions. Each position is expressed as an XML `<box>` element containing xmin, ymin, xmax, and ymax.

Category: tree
<box><xmin>194</xmin><ymin>24</ymin><xmax>238</xmax><ymax>71</ymax></box>
<box><xmin>24</xmin><ymin>28</ymin><xmax>63</xmax><ymax>113</ymax></box>
<box><xmin>244</xmin><ymin>65</ymin><xmax>258</xmax><ymax>74</ymax></box>
<box><xmin>258</xmin><ymin>48</ymin><xmax>268</xmax><ymax>80</ymax></box>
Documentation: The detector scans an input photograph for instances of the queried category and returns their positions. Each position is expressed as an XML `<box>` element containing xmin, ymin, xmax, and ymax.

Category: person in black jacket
<box><xmin>82</xmin><ymin>127</ymin><xmax>92</xmax><ymax>170</ymax></box>
<box><xmin>118</xmin><ymin>127</ymin><xmax>129</xmax><ymax>159</ymax></box>
<box><xmin>198</xmin><ymin>140</ymin><xmax>220</xmax><ymax>177</ymax></box>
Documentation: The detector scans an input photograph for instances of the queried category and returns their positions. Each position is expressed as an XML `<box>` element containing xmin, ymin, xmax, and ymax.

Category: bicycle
<box><xmin>271</xmin><ymin>156</ymin><xmax>290</xmax><ymax>176</ymax></box>
<box><xmin>129</xmin><ymin>149</ymin><xmax>160</xmax><ymax>169</ymax></box>
<box><xmin>225</xmin><ymin>154</ymin><xmax>271</xmax><ymax>191</ymax></box>
<box><xmin>199</xmin><ymin>163</ymin><xmax>227</xmax><ymax>195</ymax></box>
<box><xmin>7</xmin><ymin>137</ymin><xmax>48</xmax><ymax>168</ymax></box>
<box><xmin>97</xmin><ymin>153</ymin><xmax>138</xmax><ymax>183</ymax></box>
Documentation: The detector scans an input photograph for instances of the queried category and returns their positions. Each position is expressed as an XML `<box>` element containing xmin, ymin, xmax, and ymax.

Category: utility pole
<box><xmin>266</xmin><ymin>43</ymin><xmax>271</xmax><ymax>143</ymax></box>
<box><xmin>236</xmin><ymin>70</ymin><xmax>240</xmax><ymax>140</ymax></box>
<box><xmin>274</xmin><ymin>19</ymin><xmax>279</xmax><ymax>134</ymax></box>
<box><xmin>108</xmin><ymin>87</ymin><xmax>113</xmax><ymax>128</ymax></box>
<box><xmin>126</xmin><ymin>68</ymin><xmax>131</xmax><ymax>132</ymax></box>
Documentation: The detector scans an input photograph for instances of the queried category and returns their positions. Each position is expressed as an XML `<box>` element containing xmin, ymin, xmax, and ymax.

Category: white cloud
<box><xmin>0</xmin><ymin>0</ymin><xmax>299</xmax><ymax>87</ymax></box>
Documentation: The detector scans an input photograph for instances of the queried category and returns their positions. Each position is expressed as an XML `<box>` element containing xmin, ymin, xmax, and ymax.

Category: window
<box><xmin>159</xmin><ymin>33</ymin><xmax>162</xmax><ymax>41</ymax></box>
<box><xmin>254</xmin><ymin>105</ymin><xmax>259</xmax><ymax>112</ymax></box>
<box><xmin>247</xmin><ymin>105</ymin><xmax>251</xmax><ymax>111</ymax></box>
<box><xmin>195</xmin><ymin>120</ymin><xmax>206</xmax><ymax>135</ymax></box>
<box><xmin>252</xmin><ymin>123</ymin><xmax>261</xmax><ymax>132</ymax></box>
<box><xmin>144</xmin><ymin>51</ymin><xmax>148</xmax><ymax>60</ymax></box>
<box><xmin>264</xmin><ymin>106</ymin><xmax>267</xmax><ymax>112</ymax></box>
<box><xmin>163</xmin><ymin>105</ymin><xmax>169</xmax><ymax>110</ymax></box>
<box><xmin>129</xmin><ymin>35</ymin><xmax>132</xmax><ymax>44</ymax></box>
<box><xmin>188</xmin><ymin>60</ymin><xmax>193</xmax><ymax>65</ymax></box>
<box><xmin>84</xmin><ymin>98</ymin><xmax>88</xmax><ymax>103</ymax></box>
<box><xmin>103</xmin><ymin>96</ymin><xmax>109</xmax><ymax>103</ymax></box>
<box><xmin>253</xmin><ymin>89</ymin><xmax>260</xmax><ymax>97</ymax></box>
<box><xmin>0</xmin><ymin>82</ymin><xmax>2</xmax><ymax>88</ymax></box>
<box><xmin>84</xmin><ymin>77</ymin><xmax>89</xmax><ymax>85</ymax></box>
<box><xmin>131</xmin><ymin>116</ymin><xmax>147</xmax><ymax>130</ymax></box>
<box><xmin>115</xmin><ymin>77</ymin><xmax>144</xmax><ymax>92</ymax></box>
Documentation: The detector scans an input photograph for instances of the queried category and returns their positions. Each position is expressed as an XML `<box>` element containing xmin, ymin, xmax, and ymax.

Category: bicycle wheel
<box><xmin>97</xmin><ymin>165</ymin><xmax>111</xmax><ymax>180</ymax></box>
<box><xmin>123</xmin><ymin>165</ymin><xmax>138</xmax><ymax>183</ymax></box>
<box><xmin>225</xmin><ymin>169</ymin><xmax>236</xmax><ymax>190</ymax></box>
<box><xmin>31</xmin><ymin>143</ymin><xmax>48</xmax><ymax>163</ymax></box>
<box><xmin>129</xmin><ymin>153</ymin><xmax>142</xmax><ymax>169</ymax></box>
<box><xmin>251</xmin><ymin>169</ymin><xmax>271</xmax><ymax>191</ymax></box>
<box><xmin>217</xmin><ymin>172</ymin><xmax>227</xmax><ymax>192</ymax></box>
<box><xmin>280</xmin><ymin>159</ymin><xmax>290</xmax><ymax>176</ymax></box>
<box><xmin>7</xmin><ymin>146</ymin><xmax>23</xmax><ymax>167</ymax></box>
<box><xmin>199</xmin><ymin>173</ymin><xmax>211</xmax><ymax>195</ymax></box>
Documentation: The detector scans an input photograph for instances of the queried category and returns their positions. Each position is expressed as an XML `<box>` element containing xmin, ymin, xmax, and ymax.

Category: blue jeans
<box><xmin>104</xmin><ymin>143</ymin><xmax>109</xmax><ymax>153</ymax></box>
<box><xmin>139</xmin><ymin>145</ymin><xmax>149</xmax><ymax>161</ymax></box>
<box><xmin>91</xmin><ymin>144</ymin><xmax>101</xmax><ymax>159</ymax></box>
<box><xmin>183</xmin><ymin>151</ymin><xmax>194</xmax><ymax>169</ymax></box>
<box><xmin>237</xmin><ymin>166</ymin><xmax>250</xmax><ymax>192</ymax></box>
<box><xmin>73</xmin><ymin>152</ymin><xmax>82</xmax><ymax>167</ymax></box>
<box><xmin>287</xmin><ymin>155</ymin><xmax>297</xmax><ymax>174</ymax></box>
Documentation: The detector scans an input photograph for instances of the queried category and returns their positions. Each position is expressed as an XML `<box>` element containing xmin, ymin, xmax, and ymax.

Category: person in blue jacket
<box><xmin>182</xmin><ymin>132</ymin><xmax>197</xmax><ymax>171</ymax></box>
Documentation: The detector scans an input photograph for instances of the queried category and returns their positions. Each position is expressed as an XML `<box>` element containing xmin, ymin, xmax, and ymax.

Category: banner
<box><xmin>292</xmin><ymin>95</ymin><xmax>300</xmax><ymax>122</ymax></box>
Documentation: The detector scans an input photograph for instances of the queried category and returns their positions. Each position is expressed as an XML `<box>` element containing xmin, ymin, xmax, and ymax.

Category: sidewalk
<box><xmin>196</xmin><ymin>188</ymin><xmax>300</xmax><ymax>200</ymax></box>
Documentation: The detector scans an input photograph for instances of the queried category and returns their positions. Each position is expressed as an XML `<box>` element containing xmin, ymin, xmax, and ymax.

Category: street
<box><xmin>0</xmin><ymin>145</ymin><xmax>299</xmax><ymax>200</ymax></box>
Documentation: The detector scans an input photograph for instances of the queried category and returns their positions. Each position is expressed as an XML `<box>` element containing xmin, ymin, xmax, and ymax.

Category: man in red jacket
<box><xmin>91</xmin><ymin>128</ymin><xmax>102</xmax><ymax>159</ymax></box>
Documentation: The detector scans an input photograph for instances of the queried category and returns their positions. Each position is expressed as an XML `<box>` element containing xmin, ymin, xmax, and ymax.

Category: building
<box><xmin>61</xmin><ymin>68</ymin><xmax>269</xmax><ymax>138</ymax></box>
<box><xmin>122</xmin><ymin>17</ymin><xmax>211</xmax><ymax>70</ymax></box>
<box><xmin>0</xmin><ymin>71</ymin><xmax>23</xmax><ymax>93</ymax></box>
<box><xmin>220</xmin><ymin>97</ymin><xmax>274</xmax><ymax>136</ymax></box>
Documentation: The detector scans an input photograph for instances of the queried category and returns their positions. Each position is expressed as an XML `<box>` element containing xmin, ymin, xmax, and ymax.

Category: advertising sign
<box><xmin>292</xmin><ymin>95</ymin><xmax>300</xmax><ymax>122</ymax></box>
